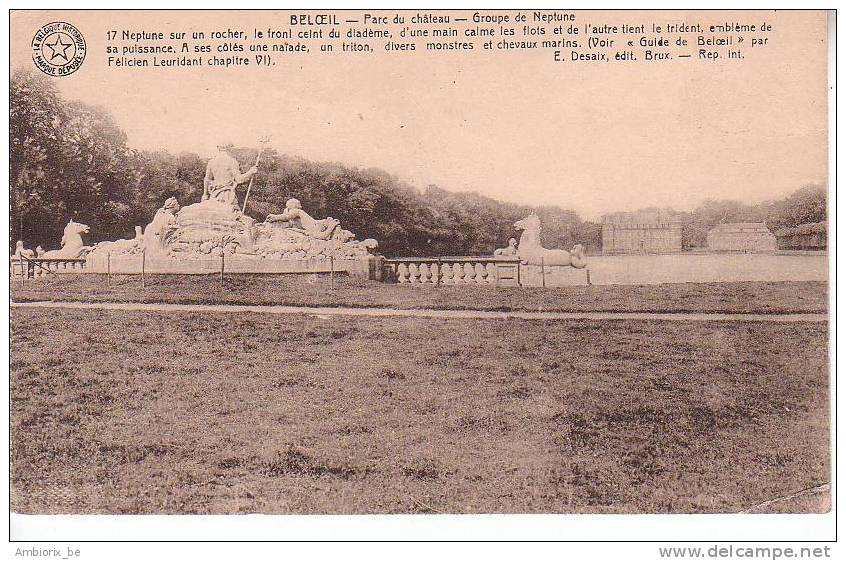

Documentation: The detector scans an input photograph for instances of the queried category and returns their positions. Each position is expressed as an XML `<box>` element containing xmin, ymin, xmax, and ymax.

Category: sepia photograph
<box><xmin>7</xmin><ymin>6</ymin><xmax>835</xmax><ymax>547</ymax></box>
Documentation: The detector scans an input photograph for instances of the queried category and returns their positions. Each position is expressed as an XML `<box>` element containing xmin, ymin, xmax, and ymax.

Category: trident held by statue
<box><xmin>241</xmin><ymin>135</ymin><xmax>271</xmax><ymax>214</ymax></box>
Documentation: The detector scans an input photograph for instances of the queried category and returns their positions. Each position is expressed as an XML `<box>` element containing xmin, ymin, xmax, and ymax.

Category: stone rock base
<box><xmin>85</xmin><ymin>254</ymin><xmax>384</xmax><ymax>280</ymax></box>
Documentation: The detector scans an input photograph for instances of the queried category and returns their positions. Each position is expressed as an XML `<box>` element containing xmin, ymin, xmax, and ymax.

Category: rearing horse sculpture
<box><xmin>514</xmin><ymin>213</ymin><xmax>587</xmax><ymax>269</ymax></box>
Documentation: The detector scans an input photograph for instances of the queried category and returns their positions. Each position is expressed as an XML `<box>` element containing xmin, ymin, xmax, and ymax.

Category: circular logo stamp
<box><xmin>31</xmin><ymin>21</ymin><xmax>86</xmax><ymax>77</ymax></box>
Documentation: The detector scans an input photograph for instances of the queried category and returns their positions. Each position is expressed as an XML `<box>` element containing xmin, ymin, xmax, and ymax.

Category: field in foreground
<box><xmin>11</xmin><ymin>308</ymin><xmax>829</xmax><ymax>514</ymax></box>
<box><xmin>10</xmin><ymin>275</ymin><xmax>828</xmax><ymax>314</ymax></box>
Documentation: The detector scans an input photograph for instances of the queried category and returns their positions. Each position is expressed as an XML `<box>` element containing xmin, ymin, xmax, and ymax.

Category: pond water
<box><xmin>519</xmin><ymin>253</ymin><xmax>829</xmax><ymax>286</ymax></box>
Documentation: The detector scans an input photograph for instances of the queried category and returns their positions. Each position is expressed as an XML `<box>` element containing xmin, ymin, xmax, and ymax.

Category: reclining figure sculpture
<box><xmin>265</xmin><ymin>198</ymin><xmax>341</xmax><ymax>241</ymax></box>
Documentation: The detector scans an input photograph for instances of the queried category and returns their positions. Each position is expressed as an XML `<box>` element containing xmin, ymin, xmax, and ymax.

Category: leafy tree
<box><xmin>10</xmin><ymin>69</ymin><xmax>137</xmax><ymax>248</ymax></box>
<box><xmin>681</xmin><ymin>199</ymin><xmax>752</xmax><ymax>248</ymax></box>
<box><xmin>767</xmin><ymin>184</ymin><xmax>827</xmax><ymax>231</ymax></box>
<box><xmin>11</xmin><ymin>69</ymin><xmax>68</xmax><ymax>247</ymax></box>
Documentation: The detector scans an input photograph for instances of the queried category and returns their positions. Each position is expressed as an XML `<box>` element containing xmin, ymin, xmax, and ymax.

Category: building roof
<box><xmin>602</xmin><ymin>210</ymin><xmax>681</xmax><ymax>225</ymax></box>
<box><xmin>709</xmin><ymin>222</ymin><xmax>772</xmax><ymax>233</ymax></box>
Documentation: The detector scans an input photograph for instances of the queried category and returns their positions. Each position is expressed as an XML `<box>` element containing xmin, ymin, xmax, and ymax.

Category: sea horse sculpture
<box><xmin>513</xmin><ymin>213</ymin><xmax>587</xmax><ymax>269</ymax></box>
<box><xmin>42</xmin><ymin>220</ymin><xmax>91</xmax><ymax>258</ymax></box>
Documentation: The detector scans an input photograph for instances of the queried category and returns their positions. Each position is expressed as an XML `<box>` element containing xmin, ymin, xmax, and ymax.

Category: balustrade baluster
<box><xmin>454</xmin><ymin>262</ymin><xmax>465</xmax><ymax>283</ymax></box>
<box><xmin>475</xmin><ymin>262</ymin><xmax>486</xmax><ymax>284</ymax></box>
<box><xmin>486</xmin><ymin>263</ymin><xmax>496</xmax><ymax>285</ymax></box>
<box><xmin>463</xmin><ymin>263</ymin><xmax>475</xmax><ymax>283</ymax></box>
<box><xmin>442</xmin><ymin>263</ymin><xmax>453</xmax><ymax>284</ymax></box>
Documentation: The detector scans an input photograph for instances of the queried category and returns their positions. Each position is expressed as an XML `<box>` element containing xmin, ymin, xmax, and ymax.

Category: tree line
<box><xmin>10</xmin><ymin>68</ymin><xmax>826</xmax><ymax>257</ymax></box>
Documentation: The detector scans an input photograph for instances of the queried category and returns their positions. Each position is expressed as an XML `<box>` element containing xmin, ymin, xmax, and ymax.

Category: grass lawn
<box><xmin>10</xmin><ymin>274</ymin><xmax>828</xmax><ymax>314</ymax></box>
<box><xmin>11</xmin><ymin>308</ymin><xmax>829</xmax><ymax>514</ymax></box>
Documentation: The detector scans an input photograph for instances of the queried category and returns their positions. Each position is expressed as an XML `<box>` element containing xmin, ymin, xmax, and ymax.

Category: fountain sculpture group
<box><xmin>16</xmin><ymin>144</ymin><xmax>381</xmax><ymax>279</ymax></box>
<box><xmin>82</xmin><ymin>190</ymin><xmax>381</xmax><ymax>276</ymax></box>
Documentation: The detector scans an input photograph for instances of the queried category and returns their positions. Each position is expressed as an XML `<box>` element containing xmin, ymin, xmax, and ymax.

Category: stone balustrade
<box><xmin>383</xmin><ymin>257</ymin><xmax>521</xmax><ymax>286</ymax></box>
<box><xmin>10</xmin><ymin>258</ymin><xmax>86</xmax><ymax>279</ymax></box>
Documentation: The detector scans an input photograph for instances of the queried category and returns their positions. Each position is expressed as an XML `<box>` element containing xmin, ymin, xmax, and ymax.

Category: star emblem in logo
<box><xmin>31</xmin><ymin>22</ymin><xmax>87</xmax><ymax>77</ymax></box>
<box><xmin>44</xmin><ymin>33</ymin><xmax>74</xmax><ymax>62</ymax></box>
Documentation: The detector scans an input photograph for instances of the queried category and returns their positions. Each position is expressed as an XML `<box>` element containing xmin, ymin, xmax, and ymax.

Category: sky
<box><xmin>11</xmin><ymin>10</ymin><xmax>829</xmax><ymax>220</ymax></box>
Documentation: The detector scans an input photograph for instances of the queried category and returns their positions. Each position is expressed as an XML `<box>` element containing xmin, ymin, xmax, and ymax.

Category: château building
<box><xmin>601</xmin><ymin>211</ymin><xmax>682</xmax><ymax>254</ymax></box>
<box><xmin>706</xmin><ymin>223</ymin><xmax>777</xmax><ymax>252</ymax></box>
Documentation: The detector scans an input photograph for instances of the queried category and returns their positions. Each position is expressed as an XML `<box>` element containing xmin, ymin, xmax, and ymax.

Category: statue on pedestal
<box><xmin>10</xmin><ymin>240</ymin><xmax>35</xmax><ymax>260</ymax></box>
<box><xmin>171</xmin><ymin>142</ymin><xmax>259</xmax><ymax>254</ymax></box>
<box><xmin>202</xmin><ymin>142</ymin><xmax>258</xmax><ymax>208</ymax></box>
<box><xmin>494</xmin><ymin>237</ymin><xmax>519</xmax><ymax>257</ymax></box>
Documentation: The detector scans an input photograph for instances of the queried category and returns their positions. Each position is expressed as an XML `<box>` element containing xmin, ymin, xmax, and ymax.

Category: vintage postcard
<box><xmin>7</xmin><ymin>7</ymin><xmax>834</xmax><ymax>546</ymax></box>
